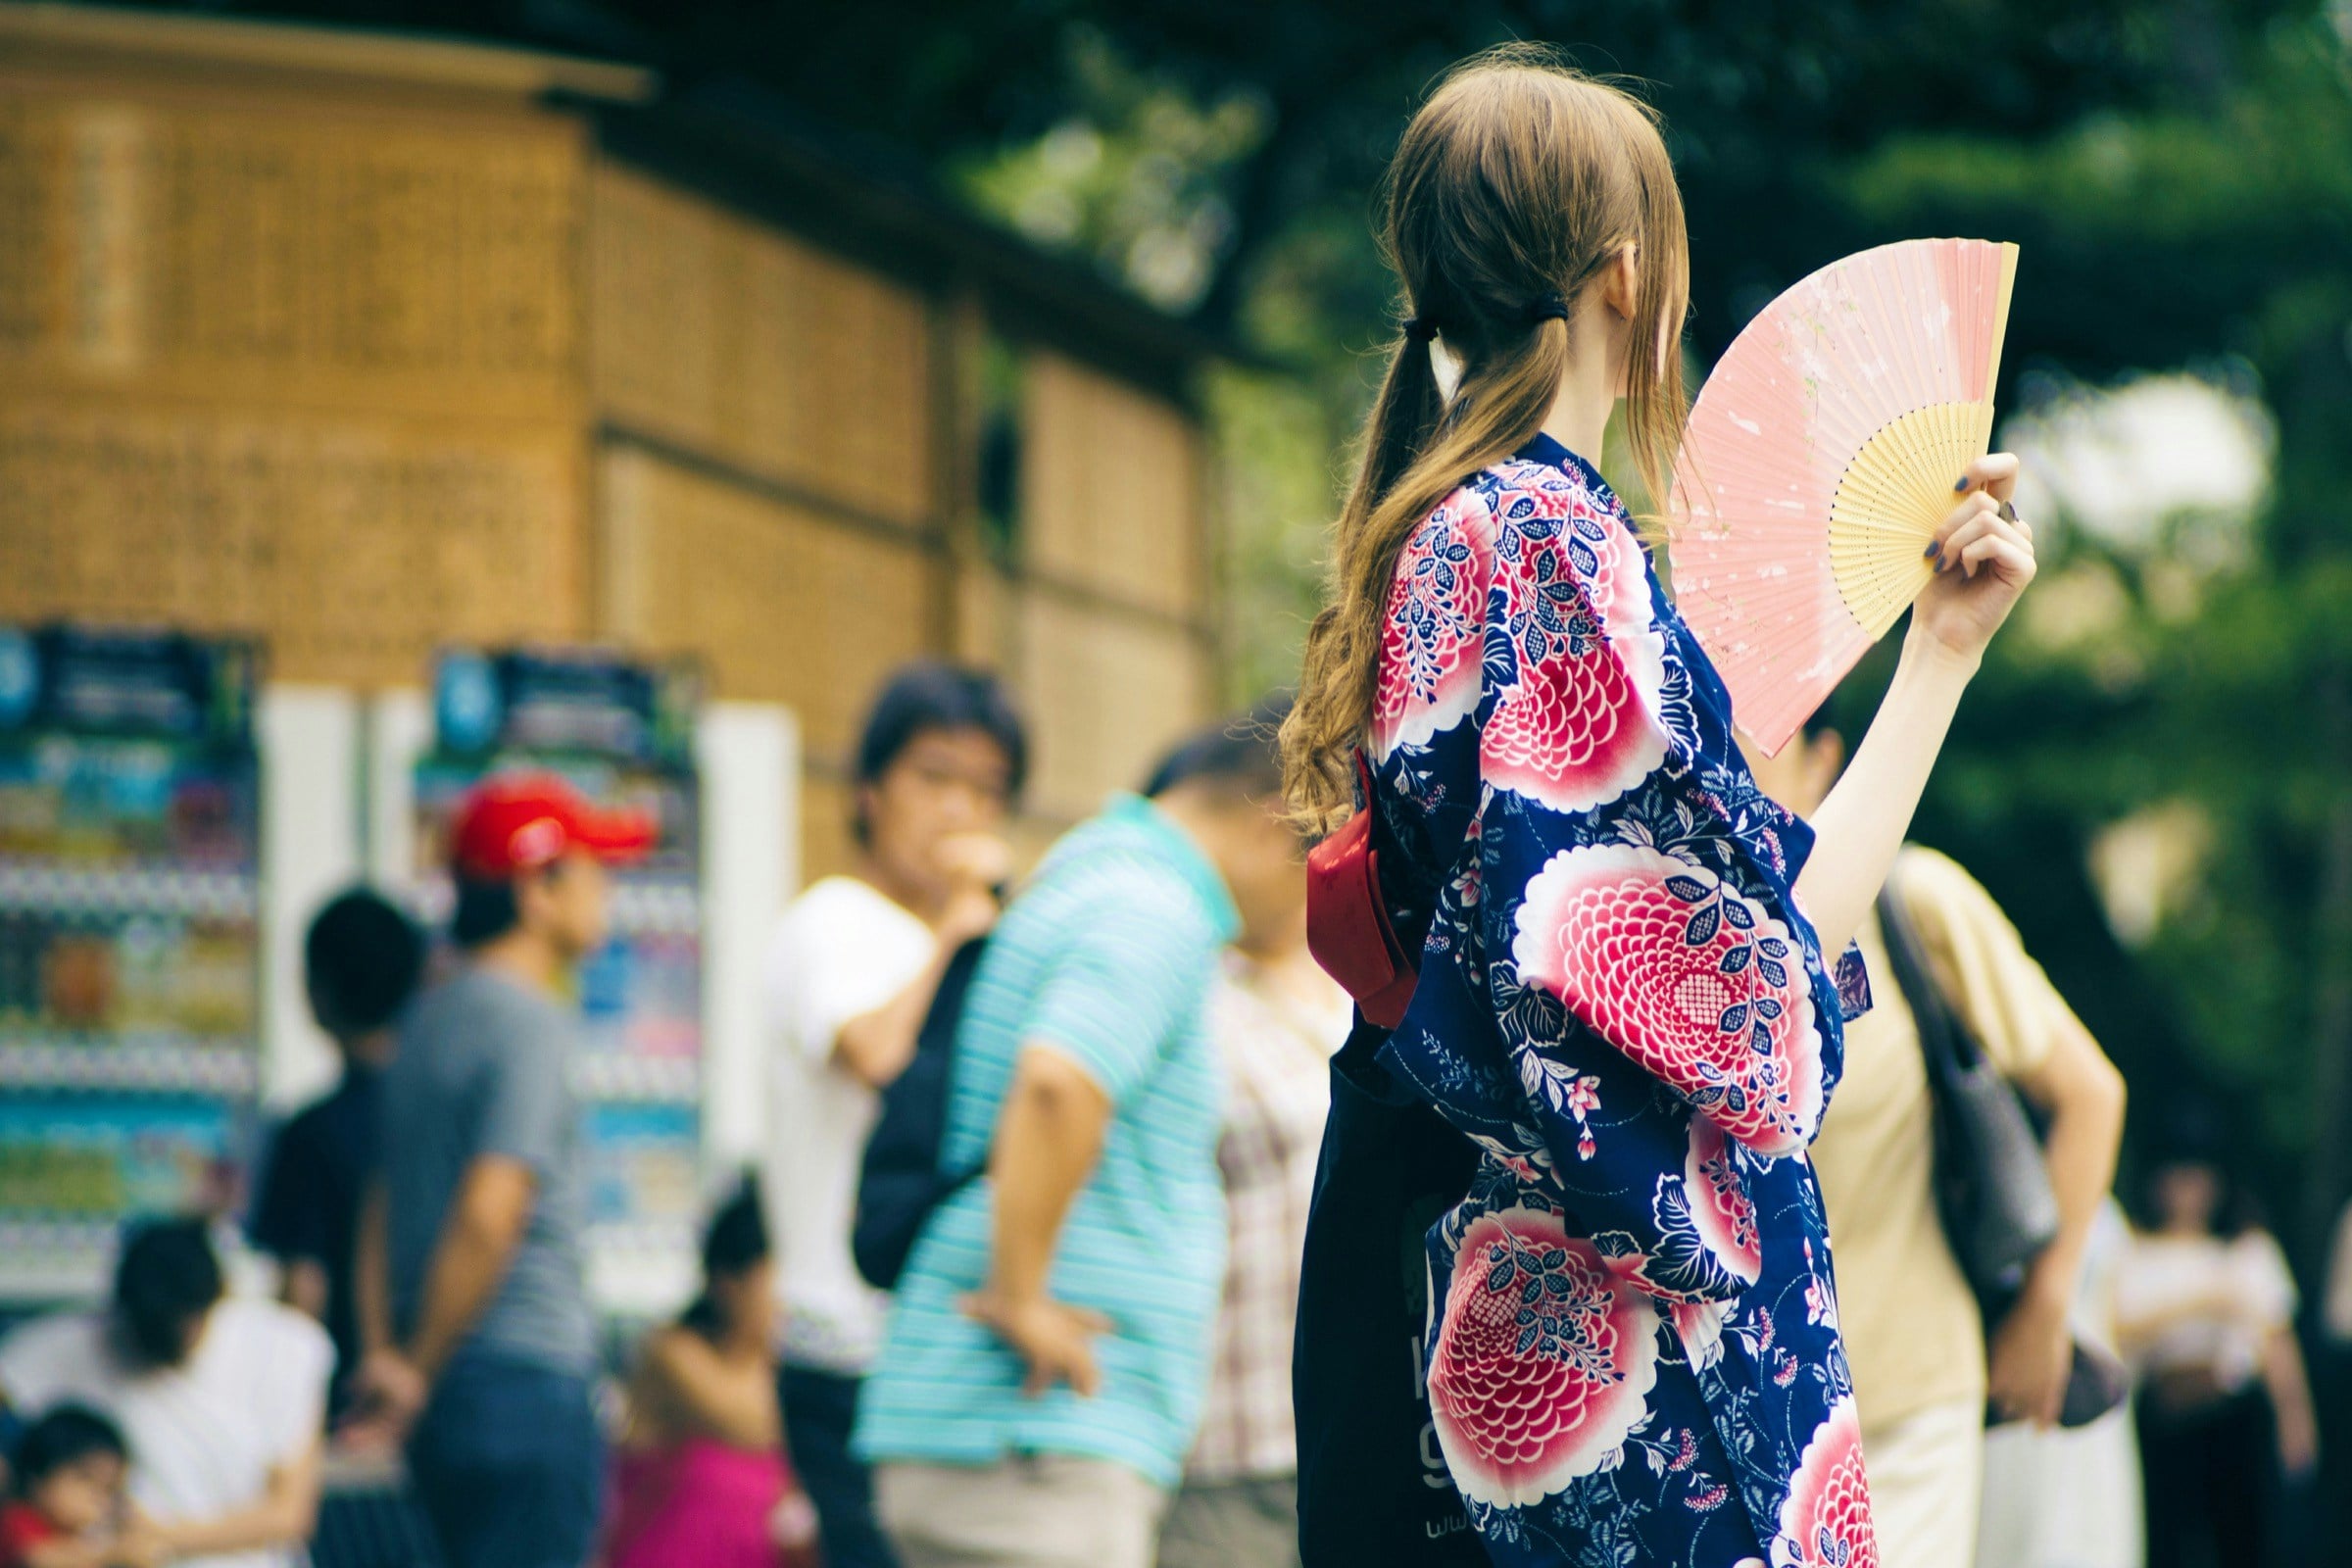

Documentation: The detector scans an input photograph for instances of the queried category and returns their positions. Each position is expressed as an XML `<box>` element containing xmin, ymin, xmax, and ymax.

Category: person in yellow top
<box><xmin>1748</xmin><ymin>722</ymin><xmax>2128</xmax><ymax>1568</ymax></box>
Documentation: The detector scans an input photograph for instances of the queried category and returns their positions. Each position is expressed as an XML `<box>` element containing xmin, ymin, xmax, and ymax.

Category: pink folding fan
<box><xmin>1669</xmin><ymin>237</ymin><xmax>2020</xmax><ymax>756</ymax></box>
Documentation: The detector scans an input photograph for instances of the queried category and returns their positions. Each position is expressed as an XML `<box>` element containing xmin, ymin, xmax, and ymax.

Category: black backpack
<box><xmin>851</xmin><ymin>934</ymin><xmax>990</xmax><ymax>1290</ymax></box>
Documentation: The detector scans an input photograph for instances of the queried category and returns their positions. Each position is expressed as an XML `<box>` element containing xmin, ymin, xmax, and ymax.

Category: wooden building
<box><xmin>0</xmin><ymin>3</ymin><xmax>1224</xmax><ymax>875</ymax></box>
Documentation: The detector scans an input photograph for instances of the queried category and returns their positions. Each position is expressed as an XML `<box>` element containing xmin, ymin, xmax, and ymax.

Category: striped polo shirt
<box><xmin>854</xmin><ymin>793</ymin><xmax>1238</xmax><ymax>1488</ymax></box>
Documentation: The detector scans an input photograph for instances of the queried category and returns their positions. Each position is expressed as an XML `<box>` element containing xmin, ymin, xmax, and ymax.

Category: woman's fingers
<box><xmin>1927</xmin><ymin>490</ymin><xmax>2000</xmax><ymax>556</ymax></box>
<box><xmin>1928</xmin><ymin>497</ymin><xmax>2003</xmax><ymax>564</ymax></box>
<box><xmin>1929</xmin><ymin>500</ymin><xmax>2034</xmax><ymax>575</ymax></box>
<box><xmin>1979</xmin><ymin>509</ymin><xmax>2034</xmax><ymax>566</ymax></box>
<box><xmin>1952</xmin><ymin>516</ymin><xmax>2034</xmax><ymax>579</ymax></box>
<box><xmin>1956</xmin><ymin>451</ymin><xmax>2022</xmax><ymax>504</ymax></box>
<box><xmin>1957</xmin><ymin>531</ymin><xmax>2035</xmax><ymax>585</ymax></box>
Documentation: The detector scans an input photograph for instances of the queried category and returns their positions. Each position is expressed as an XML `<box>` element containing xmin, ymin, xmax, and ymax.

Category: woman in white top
<box><xmin>2115</xmin><ymin>1155</ymin><xmax>2318</xmax><ymax>1568</ymax></box>
<box><xmin>760</xmin><ymin>662</ymin><xmax>1026</xmax><ymax>1568</ymax></box>
<box><xmin>1977</xmin><ymin>1199</ymin><xmax>2145</xmax><ymax>1568</ymax></box>
<box><xmin>0</xmin><ymin>1219</ymin><xmax>330</xmax><ymax>1568</ymax></box>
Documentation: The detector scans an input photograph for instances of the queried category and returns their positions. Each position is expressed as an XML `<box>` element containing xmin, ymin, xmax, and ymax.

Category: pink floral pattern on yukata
<box><xmin>1428</xmin><ymin>1207</ymin><xmax>1660</xmax><ymax>1508</ymax></box>
<box><xmin>1371</xmin><ymin>496</ymin><xmax>1494</xmax><ymax>759</ymax></box>
<box><xmin>1359</xmin><ymin>438</ymin><xmax>1875</xmax><ymax>1566</ymax></box>
<box><xmin>1479</xmin><ymin>481</ymin><xmax>1669</xmax><ymax>812</ymax></box>
<box><xmin>1685</xmin><ymin>1118</ymin><xmax>1763</xmax><ymax>1286</ymax></box>
<box><xmin>1511</xmin><ymin>843</ymin><xmax>1826</xmax><ymax>1155</ymax></box>
<box><xmin>1776</xmin><ymin>1396</ymin><xmax>1879</xmax><ymax>1568</ymax></box>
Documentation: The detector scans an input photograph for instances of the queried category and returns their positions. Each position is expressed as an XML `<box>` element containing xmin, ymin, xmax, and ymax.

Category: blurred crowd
<box><xmin>0</xmin><ymin>660</ymin><xmax>2339</xmax><ymax>1568</ymax></box>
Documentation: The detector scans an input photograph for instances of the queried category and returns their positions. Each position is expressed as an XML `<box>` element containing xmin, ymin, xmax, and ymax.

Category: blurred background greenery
<box><xmin>140</xmin><ymin>0</ymin><xmax>2352</xmax><ymax>1262</ymax></box>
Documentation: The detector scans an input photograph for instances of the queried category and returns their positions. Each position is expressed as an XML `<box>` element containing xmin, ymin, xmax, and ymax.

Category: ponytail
<box><xmin>1282</xmin><ymin>49</ymin><xmax>1690</xmax><ymax>832</ymax></box>
<box><xmin>1285</xmin><ymin>318</ymin><xmax>1569</xmax><ymax>828</ymax></box>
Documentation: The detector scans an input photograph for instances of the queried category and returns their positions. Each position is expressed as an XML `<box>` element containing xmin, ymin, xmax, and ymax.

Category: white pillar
<box><xmin>257</xmin><ymin>685</ymin><xmax>363</xmax><ymax>1111</ymax></box>
<box><xmin>361</xmin><ymin>689</ymin><xmax>432</xmax><ymax>890</ymax></box>
<box><xmin>694</xmin><ymin>702</ymin><xmax>799</xmax><ymax>1180</ymax></box>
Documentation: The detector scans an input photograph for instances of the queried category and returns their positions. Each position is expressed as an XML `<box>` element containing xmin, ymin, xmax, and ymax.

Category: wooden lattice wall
<box><xmin>0</xmin><ymin>29</ymin><xmax>1217</xmax><ymax>882</ymax></box>
<box><xmin>590</xmin><ymin>165</ymin><xmax>934</xmax><ymax>530</ymax></box>
<box><xmin>599</xmin><ymin>445</ymin><xmax>937</xmax><ymax>877</ymax></box>
<box><xmin>0</xmin><ymin>73</ymin><xmax>591</xmax><ymax>686</ymax></box>
<box><xmin>1002</xmin><ymin>352</ymin><xmax>1212</xmax><ymax>829</ymax></box>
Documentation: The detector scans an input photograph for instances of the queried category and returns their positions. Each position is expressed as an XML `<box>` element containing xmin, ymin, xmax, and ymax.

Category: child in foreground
<box><xmin>0</xmin><ymin>1406</ymin><xmax>158</xmax><ymax>1568</ymax></box>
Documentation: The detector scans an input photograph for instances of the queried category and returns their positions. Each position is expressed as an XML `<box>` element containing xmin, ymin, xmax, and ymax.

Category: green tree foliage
<box><xmin>1823</xmin><ymin>13</ymin><xmax>2352</xmax><ymax>1249</ymax></box>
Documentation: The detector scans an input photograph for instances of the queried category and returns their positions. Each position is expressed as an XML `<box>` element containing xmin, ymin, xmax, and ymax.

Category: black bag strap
<box><xmin>930</xmin><ymin>934</ymin><xmax>993</xmax><ymax>1184</ymax></box>
<box><xmin>1875</xmin><ymin>867</ymin><xmax>1984</xmax><ymax>1079</ymax></box>
<box><xmin>850</xmin><ymin>934</ymin><xmax>992</xmax><ymax>1290</ymax></box>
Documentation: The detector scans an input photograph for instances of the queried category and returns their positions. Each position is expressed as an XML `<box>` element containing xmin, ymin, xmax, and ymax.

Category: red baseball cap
<box><xmin>449</xmin><ymin>772</ymin><xmax>657</xmax><ymax>880</ymax></box>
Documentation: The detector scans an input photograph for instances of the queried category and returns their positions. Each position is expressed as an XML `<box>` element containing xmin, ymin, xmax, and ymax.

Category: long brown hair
<box><xmin>1281</xmin><ymin>49</ymin><xmax>1690</xmax><ymax>831</ymax></box>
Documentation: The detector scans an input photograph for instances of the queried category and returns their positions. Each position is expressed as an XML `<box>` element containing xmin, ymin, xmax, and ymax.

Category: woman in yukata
<box><xmin>1281</xmin><ymin>49</ymin><xmax>2038</xmax><ymax>1568</ymax></box>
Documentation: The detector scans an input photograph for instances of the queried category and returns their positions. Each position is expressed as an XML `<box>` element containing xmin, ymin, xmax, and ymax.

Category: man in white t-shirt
<box><xmin>763</xmin><ymin>662</ymin><xmax>1026</xmax><ymax>1568</ymax></box>
<box><xmin>0</xmin><ymin>1218</ymin><xmax>331</xmax><ymax>1568</ymax></box>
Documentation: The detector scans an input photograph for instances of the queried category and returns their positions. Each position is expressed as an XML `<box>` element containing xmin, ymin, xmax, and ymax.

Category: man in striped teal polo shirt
<box><xmin>857</xmin><ymin>712</ymin><xmax>1305</xmax><ymax>1568</ymax></box>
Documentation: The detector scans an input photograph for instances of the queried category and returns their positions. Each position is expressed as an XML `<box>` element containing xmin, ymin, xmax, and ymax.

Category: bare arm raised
<box><xmin>1794</xmin><ymin>453</ymin><xmax>2036</xmax><ymax>952</ymax></box>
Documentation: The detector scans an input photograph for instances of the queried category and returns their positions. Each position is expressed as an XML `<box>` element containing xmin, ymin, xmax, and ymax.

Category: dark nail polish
<box><xmin>1924</xmin><ymin>541</ymin><xmax>1940</xmax><ymax>561</ymax></box>
<box><xmin>1954</xmin><ymin>475</ymin><xmax>1969</xmax><ymax>491</ymax></box>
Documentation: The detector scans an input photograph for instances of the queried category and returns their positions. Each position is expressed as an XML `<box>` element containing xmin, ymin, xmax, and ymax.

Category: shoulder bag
<box><xmin>1874</xmin><ymin>875</ymin><xmax>2127</xmax><ymax>1427</ymax></box>
<box><xmin>1874</xmin><ymin>878</ymin><xmax>2060</xmax><ymax>1299</ymax></box>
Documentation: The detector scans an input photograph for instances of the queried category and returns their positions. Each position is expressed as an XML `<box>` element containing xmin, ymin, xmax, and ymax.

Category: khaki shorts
<box><xmin>1156</xmin><ymin>1474</ymin><xmax>1299</xmax><ymax>1568</ymax></box>
<box><xmin>874</xmin><ymin>1454</ymin><xmax>1168</xmax><ymax>1568</ymax></box>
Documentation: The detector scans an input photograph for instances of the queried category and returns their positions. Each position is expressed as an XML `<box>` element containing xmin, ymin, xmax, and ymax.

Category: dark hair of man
<box><xmin>450</xmin><ymin>873</ymin><xmax>522</xmax><ymax>949</ymax></box>
<box><xmin>1144</xmin><ymin>697</ymin><xmax>1291</xmax><ymax>804</ymax></box>
<box><xmin>679</xmin><ymin>1175</ymin><xmax>769</xmax><ymax>1345</ymax></box>
<box><xmin>9</xmin><ymin>1403</ymin><xmax>128</xmax><ymax>1494</ymax></box>
<box><xmin>306</xmin><ymin>887</ymin><xmax>427</xmax><ymax>1038</ymax></box>
<box><xmin>112</xmin><ymin>1217</ymin><xmax>224</xmax><ymax>1371</ymax></box>
<box><xmin>851</xmin><ymin>662</ymin><xmax>1029</xmax><ymax>846</ymax></box>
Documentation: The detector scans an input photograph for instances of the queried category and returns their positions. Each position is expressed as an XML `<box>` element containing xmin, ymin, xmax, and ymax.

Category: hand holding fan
<box><xmin>1669</xmin><ymin>238</ymin><xmax>2019</xmax><ymax>755</ymax></box>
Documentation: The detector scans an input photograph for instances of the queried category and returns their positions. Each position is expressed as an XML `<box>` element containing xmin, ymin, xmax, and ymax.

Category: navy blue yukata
<box><xmin>1363</xmin><ymin>433</ymin><xmax>1879</xmax><ymax>1568</ymax></box>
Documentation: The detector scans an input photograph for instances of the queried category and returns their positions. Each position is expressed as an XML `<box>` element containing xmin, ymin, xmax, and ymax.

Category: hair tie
<box><xmin>1403</xmin><ymin>317</ymin><xmax>1440</xmax><ymax>344</ymax></box>
<box><xmin>1530</xmin><ymin>293</ymin><xmax>1570</xmax><ymax>324</ymax></box>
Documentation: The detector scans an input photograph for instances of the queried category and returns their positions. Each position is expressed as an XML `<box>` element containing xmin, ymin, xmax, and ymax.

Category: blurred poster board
<box><xmin>0</xmin><ymin>623</ymin><xmax>262</xmax><ymax>1302</ymax></box>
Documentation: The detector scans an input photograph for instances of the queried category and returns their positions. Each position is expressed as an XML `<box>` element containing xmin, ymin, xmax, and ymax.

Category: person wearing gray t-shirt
<box><xmin>349</xmin><ymin>773</ymin><xmax>655</xmax><ymax>1568</ymax></box>
<box><xmin>385</xmin><ymin>965</ymin><xmax>594</xmax><ymax>1370</ymax></box>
